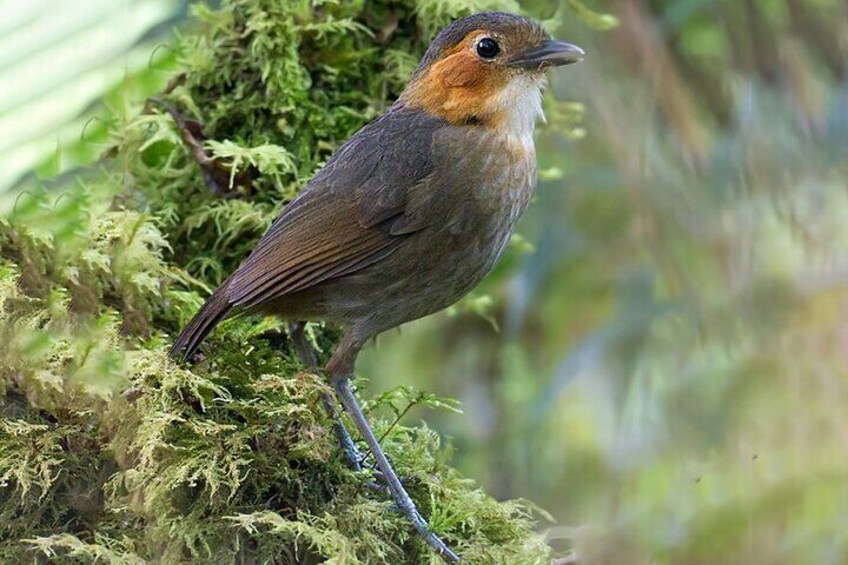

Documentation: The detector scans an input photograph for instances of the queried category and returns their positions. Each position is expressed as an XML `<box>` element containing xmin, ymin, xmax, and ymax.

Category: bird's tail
<box><xmin>169</xmin><ymin>285</ymin><xmax>232</xmax><ymax>361</ymax></box>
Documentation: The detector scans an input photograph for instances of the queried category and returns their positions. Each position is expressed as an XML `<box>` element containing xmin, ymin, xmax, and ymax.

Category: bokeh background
<box><xmin>3</xmin><ymin>1</ymin><xmax>848</xmax><ymax>563</ymax></box>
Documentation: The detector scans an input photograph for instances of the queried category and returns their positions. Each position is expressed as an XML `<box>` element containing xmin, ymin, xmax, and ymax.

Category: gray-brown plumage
<box><xmin>170</xmin><ymin>11</ymin><xmax>583</xmax><ymax>562</ymax></box>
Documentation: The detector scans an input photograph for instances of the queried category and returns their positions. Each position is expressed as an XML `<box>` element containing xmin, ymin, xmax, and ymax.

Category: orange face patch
<box><xmin>433</xmin><ymin>49</ymin><xmax>488</xmax><ymax>88</ymax></box>
<box><xmin>400</xmin><ymin>31</ymin><xmax>513</xmax><ymax>125</ymax></box>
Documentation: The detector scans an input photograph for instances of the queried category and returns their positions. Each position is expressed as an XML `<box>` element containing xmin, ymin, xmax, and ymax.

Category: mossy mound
<box><xmin>0</xmin><ymin>1</ymin><xmax>557</xmax><ymax>563</ymax></box>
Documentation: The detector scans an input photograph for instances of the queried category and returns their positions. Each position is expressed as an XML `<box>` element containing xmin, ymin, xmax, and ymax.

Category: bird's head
<box><xmin>399</xmin><ymin>12</ymin><xmax>584</xmax><ymax>132</ymax></box>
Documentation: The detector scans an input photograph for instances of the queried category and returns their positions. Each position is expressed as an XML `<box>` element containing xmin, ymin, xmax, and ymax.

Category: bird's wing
<box><xmin>226</xmin><ymin>108</ymin><xmax>446</xmax><ymax>309</ymax></box>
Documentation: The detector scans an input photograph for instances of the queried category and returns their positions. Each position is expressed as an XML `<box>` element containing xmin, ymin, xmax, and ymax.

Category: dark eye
<box><xmin>476</xmin><ymin>37</ymin><xmax>500</xmax><ymax>59</ymax></box>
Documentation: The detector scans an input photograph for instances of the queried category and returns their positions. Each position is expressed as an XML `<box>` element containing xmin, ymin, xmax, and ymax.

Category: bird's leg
<box><xmin>332</xmin><ymin>377</ymin><xmax>460</xmax><ymax>563</ymax></box>
<box><xmin>287</xmin><ymin>323</ymin><xmax>361</xmax><ymax>472</ymax></box>
<box><xmin>287</xmin><ymin>321</ymin><xmax>320</xmax><ymax>368</ymax></box>
<box><xmin>326</xmin><ymin>335</ymin><xmax>460</xmax><ymax>564</ymax></box>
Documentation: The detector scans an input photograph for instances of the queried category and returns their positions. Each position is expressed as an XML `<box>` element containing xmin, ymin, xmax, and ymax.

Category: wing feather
<box><xmin>226</xmin><ymin>108</ymin><xmax>444</xmax><ymax>309</ymax></box>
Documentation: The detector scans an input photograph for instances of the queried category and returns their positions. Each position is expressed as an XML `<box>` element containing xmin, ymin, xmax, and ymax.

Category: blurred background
<box><xmin>4</xmin><ymin>1</ymin><xmax>848</xmax><ymax>563</ymax></box>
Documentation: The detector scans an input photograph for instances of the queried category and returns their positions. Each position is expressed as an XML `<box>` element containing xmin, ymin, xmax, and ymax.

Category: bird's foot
<box><xmin>369</xmin><ymin>467</ymin><xmax>421</xmax><ymax>487</ymax></box>
<box><xmin>290</xmin><ymin>325</ymin><xmax>457</xmax><ymax>560</ymax></box>
<box><xmin>332</xmin><ymin>376</ymin><xmax>460</xmax><ymax>563</ymax></box>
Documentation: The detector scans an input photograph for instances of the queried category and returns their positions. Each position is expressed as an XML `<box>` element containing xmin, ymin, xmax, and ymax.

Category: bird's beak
<box><xmin>507</xmin><ymin>39</ymin><xmax>585</xmax><ymax>71</ymax></box>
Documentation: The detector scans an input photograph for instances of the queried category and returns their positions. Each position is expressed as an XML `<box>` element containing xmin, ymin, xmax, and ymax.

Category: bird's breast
<box><xmin>459</xmin><ymin>127</ymin><xmax>536</xmax><ymax>225</ymax></box>
<box><xmin>431</xmin><ymin>124</ymin><xmax>537</xmax><ymax>274</ymax></box>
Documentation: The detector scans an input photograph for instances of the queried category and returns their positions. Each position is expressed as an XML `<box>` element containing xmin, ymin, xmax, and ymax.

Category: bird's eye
<box><xmin>476</xmin><ymin>38</ymin><xmax>501</xmax><ymax>59</ymax></box>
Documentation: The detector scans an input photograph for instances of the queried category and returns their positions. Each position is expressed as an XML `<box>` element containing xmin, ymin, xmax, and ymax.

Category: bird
<box><xmin>170</xmin><ymin>11</ymin><xmax>583</xmax><ymax>562</ymax></box>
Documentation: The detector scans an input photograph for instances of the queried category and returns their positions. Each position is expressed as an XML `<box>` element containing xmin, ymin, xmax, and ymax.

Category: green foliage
<box><xmin>0</xmin><ymin>0</ymin><xmax>183</xmax><ymax>194</ymax></box>
<box><xmin>359</xmin><ymin>2</ymin><xmax>848</xmax><ymax>564</ymax></box>
<box><xmin>564</xmin><ymin>0</ymin><xmax>618</xmax><ymax>30</ymax></box>
<box><xmin>0</xmin><ymin>0</ymin><xmax>590</xmax><ymax>562</ymax></box>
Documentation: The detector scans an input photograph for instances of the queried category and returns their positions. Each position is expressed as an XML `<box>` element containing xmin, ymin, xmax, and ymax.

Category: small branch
<box><xmin>145</xmin><ymin>97</ymin><xmax>253</xmax><ymax>197</ymax></box>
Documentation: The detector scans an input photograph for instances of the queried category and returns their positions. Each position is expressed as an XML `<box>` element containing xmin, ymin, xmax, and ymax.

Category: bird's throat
<box><xmin>399</xmin><ymin>55</ymin><xmax>546</xmax><ymax>133</ymax></box>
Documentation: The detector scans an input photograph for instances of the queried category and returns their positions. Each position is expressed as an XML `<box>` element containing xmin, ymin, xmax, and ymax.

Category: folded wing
<box><xmin>226</xmin><ymin>108</ymin><xmax>445</xmax><ymax>309</ymax></box>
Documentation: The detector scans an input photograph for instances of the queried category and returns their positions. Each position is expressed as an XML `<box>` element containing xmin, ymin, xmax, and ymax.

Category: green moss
<box><xmin>0</xmin><ymin>1</ymin><xmax>575</xmax><ymax>562</ymax></box>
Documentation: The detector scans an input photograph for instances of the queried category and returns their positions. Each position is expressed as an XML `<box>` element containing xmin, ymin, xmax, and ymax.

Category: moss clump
<box><xmin>0</xmin><ymin>0</ymin><xmax>559</xmax><ymax>563</ymax></box>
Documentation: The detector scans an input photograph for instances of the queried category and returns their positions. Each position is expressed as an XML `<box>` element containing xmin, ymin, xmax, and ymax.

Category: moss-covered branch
<box><xmin>0</xmin><ymin>1</ymin><xmax>565</xmax><ymax>563</ymax></box>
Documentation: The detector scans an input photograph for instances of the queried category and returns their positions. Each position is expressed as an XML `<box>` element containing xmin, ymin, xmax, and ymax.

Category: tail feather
<box><xmin>169</xmin><ymin>286</ymin><xmax>232</xmax><ymax>361</ymax></box>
